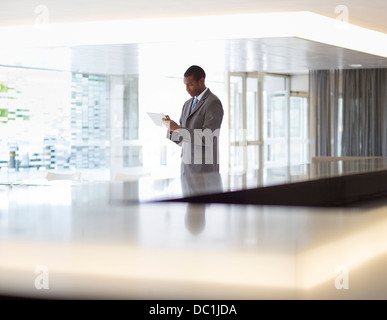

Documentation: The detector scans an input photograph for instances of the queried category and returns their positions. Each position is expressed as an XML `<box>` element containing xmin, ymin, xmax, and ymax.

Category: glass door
<box><xmin>228</xmin><ymin>72</ymin><xmax>261</xmax><ymax>175</ymax></box>
<box><xmin>262</xmin><ymin>74</ymin><xmax>290</xmax><ymax>168</ymax></box>
<box><xmin>229</xmin><ymin>72</ymin><xmax>301</xmax><ymax>175</ymax></box>
<box><xmin>228</xmin><ymin>73</ymin><xmax>246</xmax><ymax>174</ymax></box>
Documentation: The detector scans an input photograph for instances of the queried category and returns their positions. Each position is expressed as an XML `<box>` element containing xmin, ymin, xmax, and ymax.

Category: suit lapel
<box><xmin>183</xmin><ymin>99</ymin><xmax>192</xmax><ymax>123</ymax></box>
<box><xmin>187</xmin><ymin>89</ymin><xmax>211</xmax><ymax>118</ymax></box>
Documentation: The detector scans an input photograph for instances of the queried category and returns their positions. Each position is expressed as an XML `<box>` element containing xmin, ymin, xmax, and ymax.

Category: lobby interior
<box><xmin>0</xmin><ymin>0</ymin><xmax>387</xmax><ymax>300</ymax></box>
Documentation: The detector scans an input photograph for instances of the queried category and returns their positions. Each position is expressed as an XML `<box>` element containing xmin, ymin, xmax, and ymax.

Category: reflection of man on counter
<box><xmin>162</xmin><ymin>65</ymin><xmax>224</xmax><ymax>176</ymax></box>
<box><xmin>181</xmin><ymin>171</ymin><xmax>223</xmax><ymax>235</ymax></box>
<box><xmin>185</xmin><ymin>204</ymin><xmax>206</xmax><ymax>235</ymax></box>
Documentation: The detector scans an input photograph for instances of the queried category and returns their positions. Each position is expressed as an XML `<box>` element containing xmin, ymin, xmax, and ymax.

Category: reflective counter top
<box><xmin>106</xmin><ymin>157</ymin><xmax>387</xmax><ymax>206</ymax></box>
<box><xmin>1</xmin><ymin>166</ymin><xmax>387</xmax><ymax>299</ymax></box>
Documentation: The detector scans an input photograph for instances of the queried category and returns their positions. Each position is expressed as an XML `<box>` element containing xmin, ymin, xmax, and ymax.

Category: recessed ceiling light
<box><xmin>349</xmin><ymin>64</ymin><xmax>363</xmax><ymax>68</ymax></box>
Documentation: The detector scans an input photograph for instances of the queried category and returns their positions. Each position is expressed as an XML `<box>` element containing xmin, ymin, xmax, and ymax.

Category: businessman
<box><xmin>162</xmin><ymin>65</ymin><xmax>224</xmax><ymax>176</ymax></box>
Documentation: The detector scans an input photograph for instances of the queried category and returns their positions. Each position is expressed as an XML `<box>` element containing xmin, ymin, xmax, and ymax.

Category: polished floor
<box><xmin>1</xmin><ymin>160</ymin><xmax>387</xmax><ymax>299</ymax></box>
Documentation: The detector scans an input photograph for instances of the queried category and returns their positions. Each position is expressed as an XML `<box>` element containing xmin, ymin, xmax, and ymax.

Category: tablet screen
<box><xmin>146</xmin><ymin>112</ymin><xmax>165</xmax><ymax>126</ymax></box>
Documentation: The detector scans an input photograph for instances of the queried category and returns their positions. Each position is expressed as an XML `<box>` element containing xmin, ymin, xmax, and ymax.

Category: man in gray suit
<box><xmin>163</xmin><ymin>65</ymin><xmax>224</xmax><ymax>176</ymax></box>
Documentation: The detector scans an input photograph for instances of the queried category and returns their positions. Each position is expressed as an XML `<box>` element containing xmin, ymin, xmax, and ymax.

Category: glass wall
<box><xmin>0</xmin><ymin>67</ymin><xmax>70</xmax><ymax>178</ymax></box>
<box><xmin>70</xmin><ymin>73</ymin><xmax>107</xmax><ymax>170</ymax></box>
<box><xmin>229</xmin><ymin>74</ymin><xmax>245</xmax><ymax>174</ymax></box>
<box><xmin>0</xmin><ymin>64</ymin><xmax>311</xmax><ymax>183</ymax></box>
<box><xmin>0</xmin><ymin>65</ymin><xmax>229</xmax><ymax>182</ymax></box>
<box><xmin>263</xmin><ymin>74</ymin><xmax>289</xmax><ymax>168</ymax></box>
<box><xmin>246</xmin><ymin>77</ymin><xmax>259</xmax><ymax>172</ymax></box>
<box><xmin>0</xmin><ymin>66</ymin><xmax>108</xmax><ymax>181</ymax></box>
<box><xmin>228</xmin><ymin>71</ymin><xmax>309</xmax><ymax>174</ymax></box>
<box><xmin>289</xmin><ymin>95</ymin><xmax>309</xmax><ymax>164</ymax></box>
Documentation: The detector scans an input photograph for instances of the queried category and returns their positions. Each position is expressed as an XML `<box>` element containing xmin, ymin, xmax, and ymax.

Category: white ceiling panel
<box><xmin>0</xmin><ymin>1</ymin><xmax>386</xmax><ymax>76</ymax></box>
<box><xmin>3</xmin><ymin>37</ymin><xmax>385</xmax><ymax>76</ymax></box>
<box><xmin>1</xmin><ymin>0</ymin><xmax>386</xmax><ymax>34</ymax></box>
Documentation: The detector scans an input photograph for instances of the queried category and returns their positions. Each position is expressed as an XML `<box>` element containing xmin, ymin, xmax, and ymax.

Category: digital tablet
<box><xmin>146</xmin><ymin>112</ymin><xmax>166</xmax><ymax>126</ymax></box>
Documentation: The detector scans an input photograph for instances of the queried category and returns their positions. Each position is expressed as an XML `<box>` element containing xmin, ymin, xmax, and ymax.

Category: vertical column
<box><xmin>109</xmin><ymin>74</ymin><xmax>141</xmax><ymax>181</ymax></box>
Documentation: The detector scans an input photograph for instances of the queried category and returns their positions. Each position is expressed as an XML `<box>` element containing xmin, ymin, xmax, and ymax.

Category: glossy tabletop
<box><xmin>109</xmin><ymin>157</ymin><xmax>387</xmax><ymax>205</ymax></box>
<box><xmin>1</xmin><ymin>170</ymin><xmax>387</xmax><ymax>299</ymax></box>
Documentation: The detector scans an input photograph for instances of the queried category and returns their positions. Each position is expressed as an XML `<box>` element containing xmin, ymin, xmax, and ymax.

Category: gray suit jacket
<box><xmin>169</xmin><ymin>88</ymin><xmax>224</xmax><ymax>176</ymax></box>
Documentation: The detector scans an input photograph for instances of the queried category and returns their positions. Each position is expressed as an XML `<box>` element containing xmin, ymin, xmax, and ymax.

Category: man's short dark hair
<box><xmin>184</xmin><ymin>65</ymin><xmax>206</xmax><ymax>81</ymax></box>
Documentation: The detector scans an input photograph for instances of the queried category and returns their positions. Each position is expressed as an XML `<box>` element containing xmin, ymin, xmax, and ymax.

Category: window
<box><xmin>228</xmin><ymin>72</ymin><xmax>309</xmax><ymax>174</ymax></box>
<box><xmin>289</xmin><ymin>94</ymin><xmax>309</xmax><ymax>164</ymax></box>
<box><xmin>0</xmin><ymin>66</ymin><xmax>109</xmax><ymax>181</ymax></box>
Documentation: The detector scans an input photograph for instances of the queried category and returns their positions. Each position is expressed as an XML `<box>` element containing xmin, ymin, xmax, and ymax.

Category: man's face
<box><xmin>184</xmin><ymin>75</ymin><xmax>204</xmax><ymax>97</ymax></box>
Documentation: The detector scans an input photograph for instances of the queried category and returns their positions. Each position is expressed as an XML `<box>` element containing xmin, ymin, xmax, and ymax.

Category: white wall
<box><xmin>290</xmin><ymin>74</ymin><xmax>308</xmax><ymax>93</ymax></box>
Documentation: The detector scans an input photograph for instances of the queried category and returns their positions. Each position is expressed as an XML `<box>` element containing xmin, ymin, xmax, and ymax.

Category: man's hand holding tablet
<box><xmin>161</xmin><ymin>114</ymin><xmax>180</xmax><ymax>132</ymax></box>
